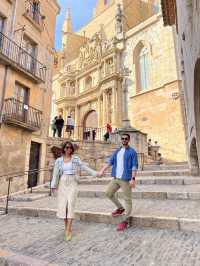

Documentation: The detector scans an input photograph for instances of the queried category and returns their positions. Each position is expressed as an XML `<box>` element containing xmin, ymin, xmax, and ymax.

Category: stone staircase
<box><xmin>2</xmin><ymin>163</ymin><xmax>200</xmax><ymax>234</ymax></box>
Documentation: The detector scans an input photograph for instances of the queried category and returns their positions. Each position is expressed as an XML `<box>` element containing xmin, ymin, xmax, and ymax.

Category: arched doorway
<box><xmin>190</xmin><ymin>138</ymin><xmax>199</xmax><ymax>176</ymax></box>
<box><xmin>82</xmin><ymin>110</ymin><xmax>98</xmax><ymax>141</ymax></box>
<box><xmin>83</xmin><ymin>110</ymin><xmax>98</xmax><ymax>128</ymax></box>
<box><xmin>194</xmin><ymin>59</ymin><xmax>200</xmax><ymax>170</ymax></box>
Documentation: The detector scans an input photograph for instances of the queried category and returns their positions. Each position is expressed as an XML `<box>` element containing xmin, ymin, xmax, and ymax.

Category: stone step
<box><xmin>80</xmin><ymin>169</ymin><xmax>191</xmax><ymax>178</ymax></box>
<box><xmin>8</xmin><ymin>182</ymin><xmax>200</xmax><ymax>202</ymax></box>
<box><xmin>138</xmin><ymin>169</ymin><xmax>191</xmax><ymax>176</ymax></box>
<box><xmin>9</xmin><ymin>193</ymin><xmax>49</xmax><ymax>202</ymax></box>
<box><xmin>143</xmin><ymin>163</ymin><xmax>189</xmax><ymax>170</ymax></box>
<box><xmin>0</xmin><ymin>249</ymin><xmax>59</xmax><ymax>266</ymax></box>
<box><xmin>77</xmin><ymin>184</ymin><xmax>200</xmax><ymax>201</ymax></box>
<box><xmin>0</xmin><ymin>248</ymin><xmax>57</xmax><ymax>266</ymax></box>
<box><xmin>2</xmin><ymin>196</ymin><xmax>200</xmax><ymax>233</ymax></box>
<box><xmin>78</xmin><ymin>176</ymin><xmax>200</xmax><ymax>185</ymax></box>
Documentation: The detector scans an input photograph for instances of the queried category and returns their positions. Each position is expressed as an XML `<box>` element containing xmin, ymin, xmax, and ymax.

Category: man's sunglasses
<box><xmin>121</xmin><ymin>137</ymin><xmax>129</xmax><ymax>141</ymax></box>
<box><xmin>65</xmin><ymin>146</ymin><xmax>73</xmax><ymax>149</ymax></box>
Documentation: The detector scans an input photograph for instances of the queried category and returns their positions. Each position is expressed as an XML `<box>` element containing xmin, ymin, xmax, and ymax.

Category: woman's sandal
<box><xmin>64</xmin><ymin>232</ymin><xmax>72</xmax><ymax>241</ymax></box>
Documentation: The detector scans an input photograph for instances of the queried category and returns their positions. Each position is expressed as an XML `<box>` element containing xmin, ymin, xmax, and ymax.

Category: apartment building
<box><xmin>0</xmin><ymin>0</ymin><xmax>60</xmax><ymax>195</ymax></box>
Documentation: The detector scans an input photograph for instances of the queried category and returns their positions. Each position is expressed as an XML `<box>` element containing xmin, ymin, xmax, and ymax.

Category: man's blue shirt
<box><xmin>109</xmin><ymin>146</ymin><xmax>138</xmax><ymax>181</ymax></box>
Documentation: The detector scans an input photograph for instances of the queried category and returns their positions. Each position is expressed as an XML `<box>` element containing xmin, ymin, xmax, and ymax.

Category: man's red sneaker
<box><xmin>112</xmin><ymin>208</ymin><xmax>125</xmax><ymax>217</ymax></box>
<box><xmin>116</xmin><ymin>221</ymin><xmax>129</xmax><ymax>231</ymax></box>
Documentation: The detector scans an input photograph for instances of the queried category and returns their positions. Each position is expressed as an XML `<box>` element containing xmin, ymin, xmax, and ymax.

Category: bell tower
<box><xmin>62</xmin><ymin>8</ymin><xmax>73</xmax><ymax>34</ymax></box>
<box><xmin>62</xmin><ymin>8</ymin><xmax>73</xmax><ymax>48</ymax></box>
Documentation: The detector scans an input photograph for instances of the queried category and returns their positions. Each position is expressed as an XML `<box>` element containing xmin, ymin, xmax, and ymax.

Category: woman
<box><xmin>51</xmin><ymin>141</ymin><xmax>97</xmax><ymax>241</ymax></box>
<box><xmin>51</xmin><ymin>116</ymin><xmax>57</xmax><ymax>137</ymax></box>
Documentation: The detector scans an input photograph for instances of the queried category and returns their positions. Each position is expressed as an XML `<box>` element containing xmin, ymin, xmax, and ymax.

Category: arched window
<box><xmin>85</xmin><ymin>76</ymin><xmax>92</xmax><ymax>90</ymax></box>
<box><xmin>139</xmin><ymin>47</ymin><xmax>149</xmax><ymax>91</ymax></box>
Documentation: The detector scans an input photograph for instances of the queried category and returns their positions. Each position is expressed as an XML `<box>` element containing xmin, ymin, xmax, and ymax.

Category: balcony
<box><xmin>0</xmin><ymin>32</ymin><xmax>46</xmax><ymax>83</ymax></box>
<box><xmin>24</xmin><ymin>0</ymin><xmax>44</xmax><ymax>30</ymax></box>
<box><xmin>3</xmin><ymin>98</ymin><xmax>42</xmax><ymax>131</ymax></box>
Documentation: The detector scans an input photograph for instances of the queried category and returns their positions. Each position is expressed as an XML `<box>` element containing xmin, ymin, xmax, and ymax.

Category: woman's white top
<box><xmin>61</xmin><ymin>161</ymin><xmax>73</xmax><ymax>175</ymax></box>
<box><xmin>51</xmin><ymin>156</ymin><xmax>97</xmax><ymax>189</ymax></box>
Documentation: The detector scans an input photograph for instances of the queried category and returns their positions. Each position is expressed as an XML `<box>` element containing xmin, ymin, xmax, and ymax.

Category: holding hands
<box><xmin>96</xmin><ymin>170</ymin><xmax>104</xmax><ymax>177</ymax></box>
<box><xmin>129</xmin><ymin>179</ymin><xmax>136</xmax><ymax>189</ymax></box>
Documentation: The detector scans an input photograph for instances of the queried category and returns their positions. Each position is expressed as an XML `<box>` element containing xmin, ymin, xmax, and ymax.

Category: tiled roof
<box><xmin>161</xmin><ymin>0</ymin><xmax>177</xmax><ymax>26</ymax></box>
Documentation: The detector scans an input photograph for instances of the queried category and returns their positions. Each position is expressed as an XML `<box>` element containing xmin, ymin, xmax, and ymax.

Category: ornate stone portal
<box><xmin>52</xmin><ymin>1</ymin><xmax>187</xmax><ymax>160</ymax></box>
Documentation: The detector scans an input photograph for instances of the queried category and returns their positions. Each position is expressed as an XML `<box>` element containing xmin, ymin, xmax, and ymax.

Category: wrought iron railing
<box><xmin>0</xmin><ymin>168</ymin><xmax>53</xmax><ymax>215</ymax></box>
<box><xmin>25</xmin><ymin>0</ymin><xmax>43</xmax><ymax>27</ymax></box>
<box><xmin>50</xmin><ymin>125</ymin><xmax>107</xmax><ymax>142</ymax></box>
<box><xmin>0</xmin><ymin>31</ymin><xmax>46</xmax><ymax>82</ymax></box>
<box><xmin>3</xmin><ymin>98</ymin><xmax>42</xmax><ymax>130</ymax></box>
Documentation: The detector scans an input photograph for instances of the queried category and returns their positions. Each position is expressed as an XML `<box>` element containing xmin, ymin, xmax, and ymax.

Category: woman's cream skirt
<box><xmin>56</xmin><ymin>175</ymin><xmax>78</xmax><ymax>219</ymax></box>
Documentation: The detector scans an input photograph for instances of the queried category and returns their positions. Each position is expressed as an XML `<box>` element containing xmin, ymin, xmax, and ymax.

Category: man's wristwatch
<box><xmin>131</xmin><ymin>177</ymin><xmax>136</xmax><ymax>181</ymax></box>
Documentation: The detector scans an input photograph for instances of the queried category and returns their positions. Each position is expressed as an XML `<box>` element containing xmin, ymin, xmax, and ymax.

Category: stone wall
<box><xmin>45</xmin><ymin>138</ymin><xmax>118</xmax><ymax>182</ymax></box>
<box><xmin>175</xmin><ymin>0</ymin><xmax>200</xmax><ymax>169</ymax></box>
<box><xmin>130</xmin><ymin>82</ymin><xmax>186</xmax><ymax>162</ymax></box>
<box><xmin>0</xmin><ymin>125</ymin><xmax>30</xmax><ymax>196</ymax></box>
<box><xmin>124</xmin><ymin>14</ymin><xmax>187</xmax><ymax>162</ymax></box>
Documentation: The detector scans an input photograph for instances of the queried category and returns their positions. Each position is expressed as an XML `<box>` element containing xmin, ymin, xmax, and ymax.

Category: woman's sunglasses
<box><xmin>65</xmin><ymin>146</ymin><xmax>73</xmax><ymax>150</ymax></box>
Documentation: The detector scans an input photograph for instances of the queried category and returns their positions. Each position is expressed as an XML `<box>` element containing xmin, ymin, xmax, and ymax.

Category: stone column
<box><xmin>97</xmin><ymin>97</ymin><xmax>101</xmax><ymax>127</ymax></box>
<box><xmin>63</xmin><ymin>107</ymin><xmax>67</xmax><ymax>122</ymax></box>
<box><xmin>112</xmin><ymin>86</ymin><xmax>117</xmax><ymax>127</ymax></box>
<box><xmin>98</xmin><ymin>66</ymin><xmax>101</xmax><ymax>82</ymax></box>
<box><xmin>102</xmin><ymin>90</ymin><xmax>107</xmax><ymax>125</ymax></box>
<box><xmin>122</xmin><ymin>77</ymin><xmax>131</xmax><ymax>128</ymax></box>
<box><xmin>75</xmin><ymin>78</ymin><xmax>78</xmax><ymax>96</ymax></box>
<box><xmin>104</xmin><ymin>59</ymin><xmax>107</xmax><ymax>77</ymax></box>
<box><xmin>74</xmin><ymin>105</ymin><xmax>80</xmax><ymax>139</ymax></box>
<box><xmin>113</xmin><ymin>53</ymin><xmax>117</xmax><ymax>73</ymax></box>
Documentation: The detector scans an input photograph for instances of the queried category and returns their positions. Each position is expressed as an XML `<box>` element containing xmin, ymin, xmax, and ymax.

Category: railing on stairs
<box><xmin>0</xmin><ymin>167</ymin><xmax>53</xmax><ymax>215</ymax></box>
<box><xmin>50</xmin><ymin>125</ymin><xmax>107</xmax><ymax>142</ymax></box>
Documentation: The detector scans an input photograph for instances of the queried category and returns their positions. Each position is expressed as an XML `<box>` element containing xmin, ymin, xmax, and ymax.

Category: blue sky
<box><xmin>56</xmin><ymin>0</ymin><xmax>97</xmax><ymax>50</ymax></box>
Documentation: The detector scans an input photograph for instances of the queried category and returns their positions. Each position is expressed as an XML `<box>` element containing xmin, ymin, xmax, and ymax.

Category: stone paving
<box><xmin>1</xmin><ymin>215</ymin><xmax>200</xmax><ymax>266</ymax></box>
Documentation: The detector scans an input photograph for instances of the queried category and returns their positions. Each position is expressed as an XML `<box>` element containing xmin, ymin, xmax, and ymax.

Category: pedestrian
<box><xmin>148</xmin><ymin>138</ymin><xmax>152</xmax><ymax>155</ymax></box>
<box><xmin>92</xmin><ymin>129</ymin><xmax>96</xmax><ymax>141</ymax></box>
<box><xmin>32</xmin><ymin>0</ymin><xmax>40</xmax><ymax>23</ymax></box>
<box><xmin>66</xmin><ymin>115</ymin><xmax>74</xmax><ymax>138</ymax></box>
<box><xmin>51</xmin><ymin>141</ymin><xmax>98</xmax><ymax>241</ymax></box>
<box><xmin>104</xmin><ymin>123</ymin><xmax>112</xmax><ymax>141</ymax></box>
<box><xmin>55</xmin><ymin>114</ymin><xmax>64</xmax><ymax>138</ymax></box>
<box><xmin>98</xmin><ymin>133</ymin><xmax>138</xmax><ymax>231</ymax></box>
<box><xmin>51</xmin><ymin>116</ymin><xmax>57</xmax><ymax>137</ymax></box>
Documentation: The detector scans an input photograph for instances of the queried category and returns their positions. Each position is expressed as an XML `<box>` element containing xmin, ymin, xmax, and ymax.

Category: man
<box><xmin>51</xmin><ymin>116</ymin><xmax>57</xmax><ymax>137</ymax></box>
<box><xmin>66</xmin><ymin>115</ymin><xmax>74</xmax><ymax>138</ymax></box>
<box><xmin>148</xmin><ymin>138</ymin><xmax>152</xmax><ymax>156</ymax></box>
<box><xmin>55</xmin><ymin>115</ymin><xmax>64</xmax><ymax>138</ymax></box>
<box><xmin>98</xmin><ymin>133</ymin><xmax>138</xmax><ymax>231</ymax></box>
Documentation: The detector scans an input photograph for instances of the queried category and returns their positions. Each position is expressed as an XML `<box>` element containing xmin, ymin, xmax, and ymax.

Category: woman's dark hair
<box><xmin>62</xmin><ymin>141</ymin><xmax>74</xmax><ymax>154</ymax></box>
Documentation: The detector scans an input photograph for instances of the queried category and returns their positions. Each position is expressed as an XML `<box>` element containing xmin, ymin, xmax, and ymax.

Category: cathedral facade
<box><xmin>53</xmin><ymin>0</ymin><xmax>187</xmax><ymax>162</ymax></box>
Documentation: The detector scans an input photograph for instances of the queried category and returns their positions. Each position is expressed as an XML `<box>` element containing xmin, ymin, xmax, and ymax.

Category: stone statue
<box><xmin>78</xmin><ymin>32</ymin><xmax>102</xmax><ymax>70</ymax></box>
<box><xmin>116</xmin><ymin>4</ymin><xmax>123</xmax><ymax>34</ymax></box>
